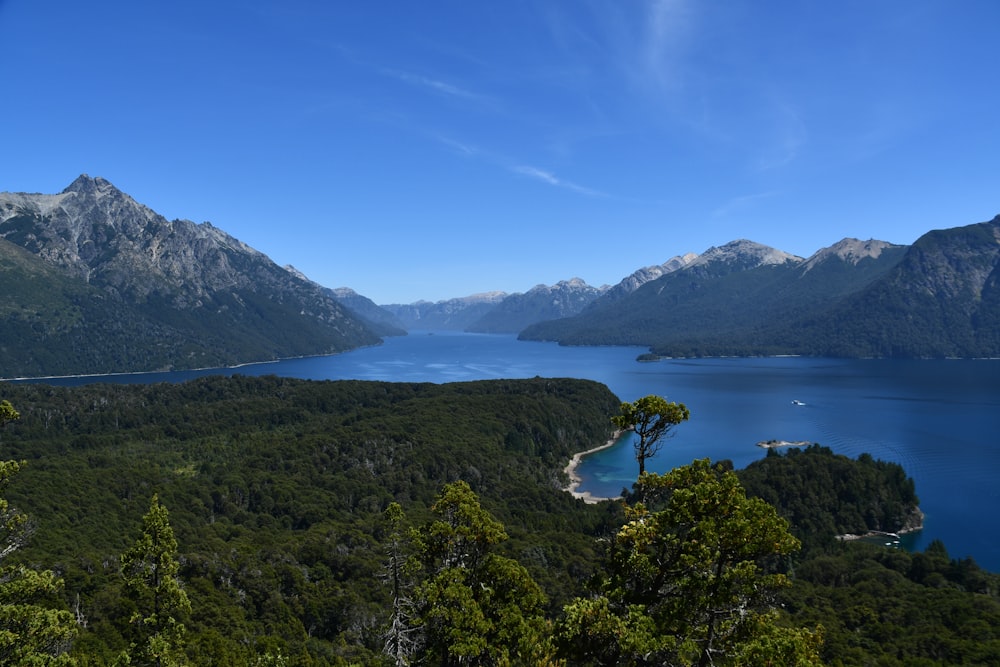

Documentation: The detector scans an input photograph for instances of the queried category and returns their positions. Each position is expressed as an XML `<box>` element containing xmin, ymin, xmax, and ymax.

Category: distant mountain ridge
<box><xmin>0</xmin><ymin>175</ymin><xmax>380</xmax><ymax>377</ymax></box>
<box><xmin>4</xmin><ymin>176</ymin><xmax>997</xmax><ymax>372</ymax></box>
<box><xmin>600</xmin><ymin>253</ymin><xmax>698</xmax><ymax>302</ymax></box>
<box><xmin>465</xmin><ymin>278</ymin><xmax>608</xmax><ymax>333</ymax></box>
<box><xmin>326</xmin><ymin>286</ymin><xmax>406</xmax><ymax>337</ymax></box>
<box><xmin>521</xmin><ymin>220</ymin><xmax>1000</xmax><ymax>359</ymax></box>
<box><xmin>381</xmin><ymin>292</ymin><xmax>509</xmax><ymax>331</ymax></box>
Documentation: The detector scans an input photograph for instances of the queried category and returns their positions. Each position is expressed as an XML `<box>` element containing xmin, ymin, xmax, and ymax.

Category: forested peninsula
<box><xmin>2</xmin><ymin>376</ymin><xmax>999</xmax><ymax>665</ymax></box>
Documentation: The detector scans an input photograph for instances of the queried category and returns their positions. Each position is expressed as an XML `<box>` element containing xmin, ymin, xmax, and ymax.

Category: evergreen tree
<box><xmin>117</xmin><ymin>494</ymin><xmax>191</xmax><ymax>667</ymax></box>
<box><xmin>0</xmin><ymin>401</ymin><xmax>78</xmax><ymax>665</ymax></box>
<box><xmin>557</xmin><ymin>460</ymin><xmax>819</xmax><ymax>666</ymax></box>
<box><xmin>411</xmin><ymin>481</ymin><xmax>550</xmax><ymax>666</ymax></box>
<box><xmin>611</xmin><ymin>395</ymin><xmax>690</xmax><ymax>475</ymax></box>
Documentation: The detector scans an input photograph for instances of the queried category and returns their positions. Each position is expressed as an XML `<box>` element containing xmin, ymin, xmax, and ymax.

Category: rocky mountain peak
<box><xmin>0</xmin><ymin>176</ymin><xmax>382</xmax><ymax>375</ymax></box>
<box><xmin>1</xmin><ymin>176</ymin><xmax>282</xmax><ymax>305</ymax></box>
<box><xmin>62</xmin><ymin>174</ymin><xmax>116</xmax><ymax>196</ymax></box>
<box><xmin>527</xmin><ymin>277</ymin><xmax>594</xmax><ymax>294</ymax></box>
<box><xmin>691</xmin><ymin>239</ymin><xmax>802</xmax><ymax>268</ymax></box>
<box><xmin>802</xmin><ymin>238</ymin><xmax>900</xmax><ymax>272</ymax></box>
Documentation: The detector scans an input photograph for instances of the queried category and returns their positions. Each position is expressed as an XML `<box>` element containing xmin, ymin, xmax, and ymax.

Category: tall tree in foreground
<box><xmin>117</xmin><ymin>494</ymin><xmax>191</xmax><ymax>667</ymax></box>
<box><xmin>557</xmin><ymin>459</ymin><xmax>821</xmax><ymax>666</ymax></box>
<box><xmin>611</xmin><ymin>395</ymin><xmax>690</xmax><ymax>475</ymax></box>
<box><xmin>382</xmin><ymin>502</ymin><xmax>417</xmax><ymax>667</ymax></box>
<box><xmin>0</xmin><ymin>400</ymin><xmax>78</xmax><ymax>664</ymax></box>
<box><xmin>410</xmin><ymin>481</ymin><xmax>551</xmax><ymax>666</ymax></box>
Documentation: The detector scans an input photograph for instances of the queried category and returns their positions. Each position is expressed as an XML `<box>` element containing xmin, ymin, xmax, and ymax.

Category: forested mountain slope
<box><xmin>521</xmin><ymin>238</ymin><xmax>906</xmax><ymax>352</ymax></box>
<box><xmin>770</xmin><ymin>216</ymin><xmax>1000</xmax><ymax>357</ymax></box>
<box><xmin>0</xmin><ymin>176</ymin><xmax>380</xmax><ymax>377</ymax></box>
<box><xmin>519</xmin><ymin>219</ymin><xmax>1000</xmax><ymax>359</ymax></box>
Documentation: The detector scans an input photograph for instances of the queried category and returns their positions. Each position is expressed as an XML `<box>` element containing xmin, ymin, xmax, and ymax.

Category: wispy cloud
<box><xmin>381</xmin><ymin>68</ymin><xmax>483</xmax><ymax>102</ymax></box>
<box><xmin>640</xmin><ymin>0</ymin><xmax>695</xmax><ymax>91</ymax></box>
<box><xmin>432</xmin><ymin>133</ymin><xmax>478</xmax><ymax>157</ymax></box>
<box><xmin>511</xmin><ymin>165</ymin><xmax>605</xmax><ymax>197</ymax></box>
<box><xmin>754</xmin><ymin>101</ymin><xmax>807</xmax><ymax>171</ymax></box>
<box><xmin>428</xmin><ymin>133</ymin><xmax>607</xmax><ymax>198</ymax></box>
<box><xmin>712</xmin><ymin>190</ymin><xmax>779</xmax><ymax>218</ymax></box>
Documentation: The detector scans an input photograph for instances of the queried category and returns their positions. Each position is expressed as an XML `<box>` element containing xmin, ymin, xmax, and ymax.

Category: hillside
<box><xmin>326</xmin><ymin>286</ymin><xmax>407</xmax><ymax>337</ymax></box>
<box><xmin>519</xmin><ymin>237</ymin><xmax>915</xmax><ymax>355</ymax></box>
<box><xmin>0</xmin><ymin>176</ymin><xmax>380</xmax><ymax>377</ymax></box>
<box><xmin>522</xmin><ymin>217</ymin><xmax>1000</xmax><ymax>359</ymax></box>
<box><xmin>3</xmin><ymin>376</ymin><xmax>998</xmax><ymax>665</ymax></box>
<box><xmin>773</xmin><ymin>216</ymin><xmax>1000</xmax><ymax>357</ymax></box>
<box><xmin>521</xmin><ymin>239</ymin><xmax>830</xmax><ymax>348</ymax></box>
<box><xmin>3</xmin><ymin>376</ymin><xmax>623</xmax><ymax>663</ymax></box>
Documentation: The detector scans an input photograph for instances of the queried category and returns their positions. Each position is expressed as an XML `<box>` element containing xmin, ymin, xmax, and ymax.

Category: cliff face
<box><xmin>0</xmin><ymin>175</ymin><xmax>380</xmax><ymax>376</ymax></box>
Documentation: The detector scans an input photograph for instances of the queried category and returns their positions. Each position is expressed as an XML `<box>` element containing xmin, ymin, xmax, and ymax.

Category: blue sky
<box><xmin>2</xmin><ymin>1</ymin><xmax>998</xmax><ymax>304</ymax></box>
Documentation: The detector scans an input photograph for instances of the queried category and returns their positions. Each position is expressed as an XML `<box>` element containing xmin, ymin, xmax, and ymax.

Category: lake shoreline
<box><xmin>564</xmin><ymin>430</ymin><xmax>625</xmax><ymax>504</ymax></box>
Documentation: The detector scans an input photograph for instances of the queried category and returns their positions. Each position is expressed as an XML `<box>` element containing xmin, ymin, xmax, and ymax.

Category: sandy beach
<box><xmin>563</xmin><ymin>430</ymin><xmax>624</xmax><ymax>504</ymax></box>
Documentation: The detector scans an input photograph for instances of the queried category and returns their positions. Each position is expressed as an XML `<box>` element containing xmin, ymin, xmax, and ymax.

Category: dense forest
<box><xmin>1</xmin><ymin>376</ymin><xmax>998</xmax><ymax>665</ymax></box>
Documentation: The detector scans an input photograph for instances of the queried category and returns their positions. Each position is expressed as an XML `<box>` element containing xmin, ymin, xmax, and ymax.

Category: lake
<box><xmin>16</xmin><ymin>331</ymin><xmax>1000</xmax><ymax>571</ymax></box>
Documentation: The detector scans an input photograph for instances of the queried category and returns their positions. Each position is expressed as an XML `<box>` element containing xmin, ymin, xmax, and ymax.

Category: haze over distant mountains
<box><xmin>2</xmin><ymin>176</ymin><xmax>999</xmax><ymax>377</ymax></box>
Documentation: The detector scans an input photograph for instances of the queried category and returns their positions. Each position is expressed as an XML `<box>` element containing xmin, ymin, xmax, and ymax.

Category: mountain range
<box><xmin>521</xmin><ymin>226</ymin><xmax>1000</xmax><ymax>359</ymax></box>
<box><xmin>2</xmin><ymin>175</ymin><xmax>998</xmax><ymax>377</ymax></box>
<box><xmin>0</xmin><ymin>176</ymin><xmax>380</xmax><ymax>377</ymax></box>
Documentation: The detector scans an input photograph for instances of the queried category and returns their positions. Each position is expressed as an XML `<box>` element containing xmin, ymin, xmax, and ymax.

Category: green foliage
<box><xmin>0</xmin><ymin>399</ymin><xmax>18</xmax><ymax>427</ymax></box>
<box><xmin>610</xmin><ymin>395</ymin><xmax>689</xmax><ymax>475</ymax></box>
<box><xmin>738</xmin><ymin>445</ymin><xmax>921</xmax><ymax>549</ymax></box>
<box><xmin>728</xmin><ymin>613</ymin><xmax>824</xmax><ymax>667</ymax></box>
<box><xmin>783</xmin><ymin>540</ymin><xmax>1000</xmax><ymax>665</ymax></box>
<box><xmin>0</xmin><ymin>405</ymin><xmax>78</xmax><ymax>665</ymax></box>
<box><xmin>4</xmin><ymin>377</ymin><xmax>1000</xmax><ymax>665</ymax></box>
<box><xmin>411</xmin><ymin>481</ymin><xmax>549</xmax><ymax>666</ymax></box>
<box><xmin>0</xmin><ymin>565</ymin><xmax>78</xmax><ymax>665</ymax></box>
<box><xmin>557</xmin><ymin>460</ymin><xmax>816</xmax><ymax>666</ymax></box>
<box><xmin>1</xmin><ymin>377</ymin><xmax>621</xmax><ymax>664</ymax></box>
<box><xmin>737</xmin><ymin>446</ymin><xmax>1000</xmax><ymax>665</ymax></box>
<box><xmin>118</xmin><ymin>494</ymin><xmax>191</xmax><ymax>666</ymax></box>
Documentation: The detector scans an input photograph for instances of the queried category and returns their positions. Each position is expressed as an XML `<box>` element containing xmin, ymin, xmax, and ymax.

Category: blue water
<box><xmin>14</xmin><ymin>332</ymin><xmax>1000</xmax><ymax>570</ymax></box>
